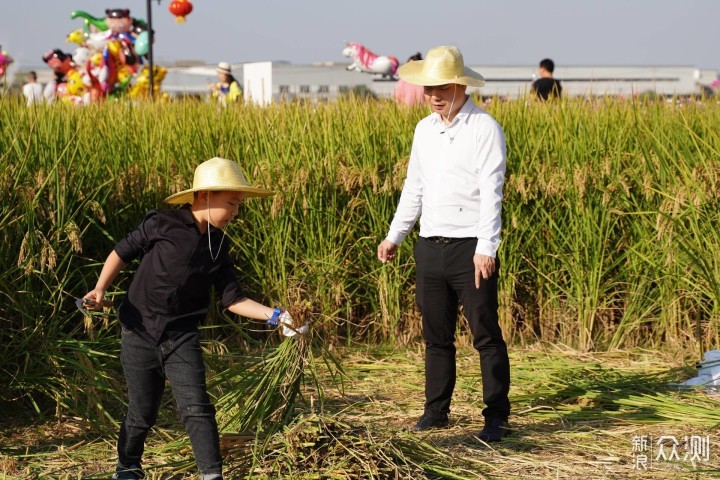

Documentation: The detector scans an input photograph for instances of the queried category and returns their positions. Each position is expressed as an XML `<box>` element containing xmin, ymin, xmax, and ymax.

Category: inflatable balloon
<box><xmin>66</xmin><ymin>69</ymin><xmax>86</xmax><ymax>97</ymax></box>
<box><xmin>134</xmin><ymin>31</ymin><xmax>150</xmax><ymax>56</ymax></box>
<box><xmin>0</xmin><ymin>48</ymin><xmax>14</xmax><ymax>77</ymax></box>
<box><xmin>56</xmin><ymin>82</ymin><xmax>68</xmax><ymax>97</ymax></box>
<box><xmin>42</xmin><ymin>49</ymin><xmax>74</xmax><ymax>77</ymax></box>
<box><xmin>67</xmin><ymin>29</ymin><xmax>86</xmax><ymax>46</ymax></box>
<box><xmin>105</xmin><ymin>9</ymin><xmax>134</xmax><ymax>40</ymax></box>
<box><xmin>72</xmin><ymin>47</ymin><xmax>91</xmax><ymax>66</ymax></box>
<box><xmin>129</xmin><ymin>65</ymin><xmax>166</xmax><ymax>98</ymax></box>
<box><xmin>43</xmin><ymin>8</ymin><xmax>165</xmax><ymax>104</ymax></box>
<box><xmin>70</xmin><ymin>10</ymin><xmax>108</xmax><ymax>33</ymax></box>
<box><xmin>342</xmin><ymin>41</ymin><xmax>399</xmax><ymax>79</ymax></box>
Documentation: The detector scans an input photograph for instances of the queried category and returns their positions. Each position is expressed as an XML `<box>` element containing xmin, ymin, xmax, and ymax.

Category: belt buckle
<box><xmin>429</xmin><ymin>236</ymin><xmax>451</xmax><ymax>245</ymax></box>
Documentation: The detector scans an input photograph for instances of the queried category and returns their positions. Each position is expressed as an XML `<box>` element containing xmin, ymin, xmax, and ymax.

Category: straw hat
<box><xmin>398</xmin><ymin>46</ymin><xmax>485</xmax><ymax>87</ymax></box>
<box><xmin>165</xmin><ymin>157</ymin><xmax>274</xmax><ymax>204</ymax></box>
<box><xmin>216</xmin><ymin>62</ymin><xmax>232</xmax><ymax>75</ymax></box>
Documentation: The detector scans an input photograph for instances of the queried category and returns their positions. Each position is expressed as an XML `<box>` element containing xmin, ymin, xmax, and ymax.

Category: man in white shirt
<box><xmin>22</xmin><ymin>71</ymin><xmax>44</xmax><ymax>106</ymax></box>
<box><xmin>377</xmin><ymin>46</ymin><xmax>510</xmax><ymax>441</ymax></box>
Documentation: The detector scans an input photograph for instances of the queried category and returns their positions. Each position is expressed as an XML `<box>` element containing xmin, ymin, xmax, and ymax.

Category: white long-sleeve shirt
<box><xmin>22</xmin><ymin>82</ymin><xmax>44</xmax><ymax>106</ymax></box>
<box><xmin>386</xmin><ymin>97</ymin><xmax>507</xmax><ymax>257</ymax></box>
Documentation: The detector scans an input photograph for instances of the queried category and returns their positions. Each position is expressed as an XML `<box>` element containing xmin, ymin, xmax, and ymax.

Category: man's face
<box><xmin>423</xmin><ymin>83</ymin><xmax>466</xmax><ymax>118</ymax></box>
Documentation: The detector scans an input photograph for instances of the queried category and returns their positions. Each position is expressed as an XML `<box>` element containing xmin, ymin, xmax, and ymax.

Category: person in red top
<box><xmin>394</xmin><ymin>53</ymin><xmax>426</xmax><ymax>106</ymax></box>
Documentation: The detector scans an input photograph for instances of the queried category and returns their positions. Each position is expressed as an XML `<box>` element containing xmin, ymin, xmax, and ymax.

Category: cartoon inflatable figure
<box><xmin>47</xmin><ymin>7</ymin><xmax>163</xmax><ymax>103</ymax></box>
<box><xmin>0</xmin><ymin>47</ymin><xmax>13</xmax><ymax>78</ymax></box>
<box><xmin>42</xmin><ymin>49</ymin><xmax>75</xmax><ymax>102</ymax></box>
<box><xmin>129</xmin><ymin>65</ymin><xmax>167</xmax><ymax>98</ymax></box>
<box><xmin>342</xmin><ymin>42</ymin><xmax>399</xmax><ymax>79</ymax></box>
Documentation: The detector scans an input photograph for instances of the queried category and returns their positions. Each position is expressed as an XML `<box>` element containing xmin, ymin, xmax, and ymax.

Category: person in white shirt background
<box><xmin>22</xmin><ymin>71</ymin><xmax>44</xmax><ymax>106</ymax></box>
<box><xmin>377</xmin><ymin>45</ymin><xmax>511</xmax><ymax>442</ymax></box>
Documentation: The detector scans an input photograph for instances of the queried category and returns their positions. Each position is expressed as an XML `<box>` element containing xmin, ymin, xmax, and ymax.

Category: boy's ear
<box><xmin>194</xmin><ymin>190</ymin><xmax>209</xmax><ymax>204</ymax></box>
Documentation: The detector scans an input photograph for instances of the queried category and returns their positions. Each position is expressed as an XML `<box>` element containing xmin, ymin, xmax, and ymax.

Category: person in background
<box><xmin>532</xmin><ymin>58</ymin><xmax>562</xmax><ymax>100</ymax></box>
<box><xmin>22</xmin><ymin>71</ymin><xmax>44</xmax><ymax>106</ymax></box>
<box><xmin>377</xmin><ymin>46</ymin><xmax>511</xmax><ymax>442</ymax></box>
<box><xmin>208</xmin><ymin>62</ymin><xmax>242</xmax><ymax>106</ymax></box>
<box><xmin>394</xmin><ymin>52</ymin><xmax>425</xmax><ymax>106</ymax></box>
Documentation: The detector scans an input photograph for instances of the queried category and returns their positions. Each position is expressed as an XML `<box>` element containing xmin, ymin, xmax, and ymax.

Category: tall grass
<box><xmin>2</xmin><ymin>94</ymin><xmax>720</xmax><ymax>421</ymax></box>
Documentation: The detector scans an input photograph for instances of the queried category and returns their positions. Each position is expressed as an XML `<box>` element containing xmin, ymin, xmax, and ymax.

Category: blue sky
<box><xmin>1</xmin><ymin>0</ymin><xmax>718</xmax><ymax>70</ymax></box>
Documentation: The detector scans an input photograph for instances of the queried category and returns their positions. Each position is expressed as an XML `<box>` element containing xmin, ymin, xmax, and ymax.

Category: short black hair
<box><xmin>539</xmin><ymin>58</ymin><xmax>555</xmax><ymax>73</ymax></box>
<box><xmin>407</xmin><ymin>52</ymin><xmax>422</xmax><ymax>63</ymax></box>
<box><xmin>28</xmin><ymin>71</ymin><xmax>37</xmax><ymax>80</ymax></box>
<box><xmin>42</xmin><ymin>49</ymin><xmax>68</xmax><ymax>63</ymax></box>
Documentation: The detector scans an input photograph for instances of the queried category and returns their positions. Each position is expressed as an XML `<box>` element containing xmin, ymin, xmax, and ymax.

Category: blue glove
<box><xmin>267</xmin><ymin>307</ymin><xmax>283</xmax><ymax>327</ymax></box>
<box><xmin>268</xmin><ymin>307</ymin><xmax>309</xmax><ymax>336</ymax></box>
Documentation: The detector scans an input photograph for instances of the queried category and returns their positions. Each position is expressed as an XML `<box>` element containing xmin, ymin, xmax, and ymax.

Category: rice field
<box><xmin>1</xmin><ymin>93</ymin><xmax>720</xmax><ymax>478</ymax></box>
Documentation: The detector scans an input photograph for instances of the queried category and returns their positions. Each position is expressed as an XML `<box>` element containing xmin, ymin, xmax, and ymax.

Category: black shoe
<box><xmin>112</xmin><ymin>464</ymin><xmax>145</xmax><ymax>480</ymax></box>
<box><xmin>412</xmin><ymin>412</ymin><xmax>449</xmax><ymax>431</ymax></box>
<box><xmin>478</xmin><ymin>417</ymin><xmax>510</xmax><ymax>442</ymax></box>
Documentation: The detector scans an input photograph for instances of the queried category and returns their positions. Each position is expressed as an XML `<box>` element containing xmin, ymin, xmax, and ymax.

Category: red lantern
<box><xmin>169</xmin><ymin>0</ymin><xmax>193</xmax><ymax>23</ymax></box>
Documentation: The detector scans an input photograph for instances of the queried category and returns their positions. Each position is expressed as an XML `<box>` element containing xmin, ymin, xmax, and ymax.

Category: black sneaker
<box><xmin>411</xmin><ymin>412</ymin><xmax>449</xmax><ymax>431</ymax></box>
<box><xmin>478</xmin><ymin>417</ymin><xmax>510</xmax><ymax>442</ymax></box>
<box><xmin>112</xmin><ymin>464</ymin><xmax>145</xmax><ymax>480</ymax></box>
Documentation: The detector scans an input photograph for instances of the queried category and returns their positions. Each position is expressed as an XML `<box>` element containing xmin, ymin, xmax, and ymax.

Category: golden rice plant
<box><xmin>2</xmin><ymin>93</ymin><xmax>720</xmax><ymax>423</ymax></box>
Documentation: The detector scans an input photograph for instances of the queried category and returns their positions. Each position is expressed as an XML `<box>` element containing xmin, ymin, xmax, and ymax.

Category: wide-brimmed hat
<box><xmin>165</xmin><ymin>157</ymin><xmax>274</xmax><ymax>204</ymax></box>
<box><xmin>216</xmin><ymin>62</ymin><xmax>232</xmax><ymax>75</ymax></box>
<box><xmin>398</xmin><ymin>46</ymin><xmax>485</xmax><ymax>87</ymax></box>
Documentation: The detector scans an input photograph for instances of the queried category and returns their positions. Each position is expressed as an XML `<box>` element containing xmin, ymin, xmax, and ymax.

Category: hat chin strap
<box><xmin>434</xmin><ymin>86</ymin><xmax>457</xmax><ymax>125</ymax></box>
<box><xmin>206</xmin><ymin>192</ymin><xmax>226</xmax><ymax>262</ymax></box>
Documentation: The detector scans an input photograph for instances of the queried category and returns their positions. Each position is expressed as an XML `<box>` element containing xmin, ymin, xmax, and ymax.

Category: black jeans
<box><xmin>118</xmin><ymin>327</ymin><xmax>222</xmax><ymax>475</ymax></box>
<box><xmin>414</xmin><ymin>237</ymin><xmax>511</xmax><ymax>420</ymax></box>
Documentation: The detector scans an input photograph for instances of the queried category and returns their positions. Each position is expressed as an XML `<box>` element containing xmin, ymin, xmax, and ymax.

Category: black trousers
<box><xmin>118</xmin><ymin>328</ymin><xmax>222</xmax><ymax>475</ymax></box>
<box><xmin>414</xmin><ymin>237</ymin><xmax>511</xmax><ymax>420</ymax></box>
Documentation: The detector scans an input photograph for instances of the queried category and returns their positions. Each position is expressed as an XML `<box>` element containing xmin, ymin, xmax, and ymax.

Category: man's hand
<box><xmin>377</xmin><ymin>240</ymin><xmax>398</xmax><ymax>263</ymax></box>
<box><xmin>473</xmin><ymin>254</ymin><xmax>496</xmax><ymax>288</ymax></box>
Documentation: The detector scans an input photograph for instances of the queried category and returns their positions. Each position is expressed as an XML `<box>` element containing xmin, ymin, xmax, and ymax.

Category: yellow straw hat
<box><xmin>398</xmin><ymin>46</ymin><xmax>485</xmax><ymax>87</ymax></box>
<box><xmin>165</xmin><ymin>157</ymin><xmax>274</xmax><ymax>204</ymax></box>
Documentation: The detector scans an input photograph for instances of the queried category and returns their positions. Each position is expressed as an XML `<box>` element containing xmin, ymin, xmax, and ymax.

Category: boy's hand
<box><xmin>268</xmin><ymin>309</ymin><xmax>309</xmax><ymax>337</ymax></box>
<box><xmin>82</xmin><ymin>289</ymin><xmax>107</xmax><ymax>311</ymax></box>
<box><xmin>279</xmin><ymin>311</ymin><xmax>309</xmax><ymax>337</ymax></box>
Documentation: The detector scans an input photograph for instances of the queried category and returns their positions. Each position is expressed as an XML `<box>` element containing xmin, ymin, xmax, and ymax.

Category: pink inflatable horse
<box><xmin>342</xmin><ymin>42</ymin><xmax>399</xmax><ymax>79</ymax></box>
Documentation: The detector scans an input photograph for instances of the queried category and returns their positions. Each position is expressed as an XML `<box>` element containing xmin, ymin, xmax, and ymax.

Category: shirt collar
<box><xmin>178</xmin><ymin>205</ymin><xmax>221</xmax><ymax>236</ymax></box>
<box><xmin>179</xmin><ymin>205</ymin><xmax>197</xmax><ymax>226</ymax></box>
<box><xmin>430</xmin><ymin>96</ymin><xmax>474</xmax><ymax>127</ymax></box>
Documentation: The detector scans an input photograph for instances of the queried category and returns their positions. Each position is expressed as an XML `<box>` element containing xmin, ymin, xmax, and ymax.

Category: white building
<box><xmin>164</xmin><ymin>63</ymin><xmax>719</xmax><ymax>100</ymax></box>
<box><xmin>21</xmin><ymin>62</ymin><xmax>720</xmax><ymax>101</ymax></box>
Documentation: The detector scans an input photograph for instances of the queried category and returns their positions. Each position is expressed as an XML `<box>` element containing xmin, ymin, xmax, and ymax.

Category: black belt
<box><xmin>423</xmin><ymin>236</ymin><xmax>475</xmax><ymax>245</ymax></box>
